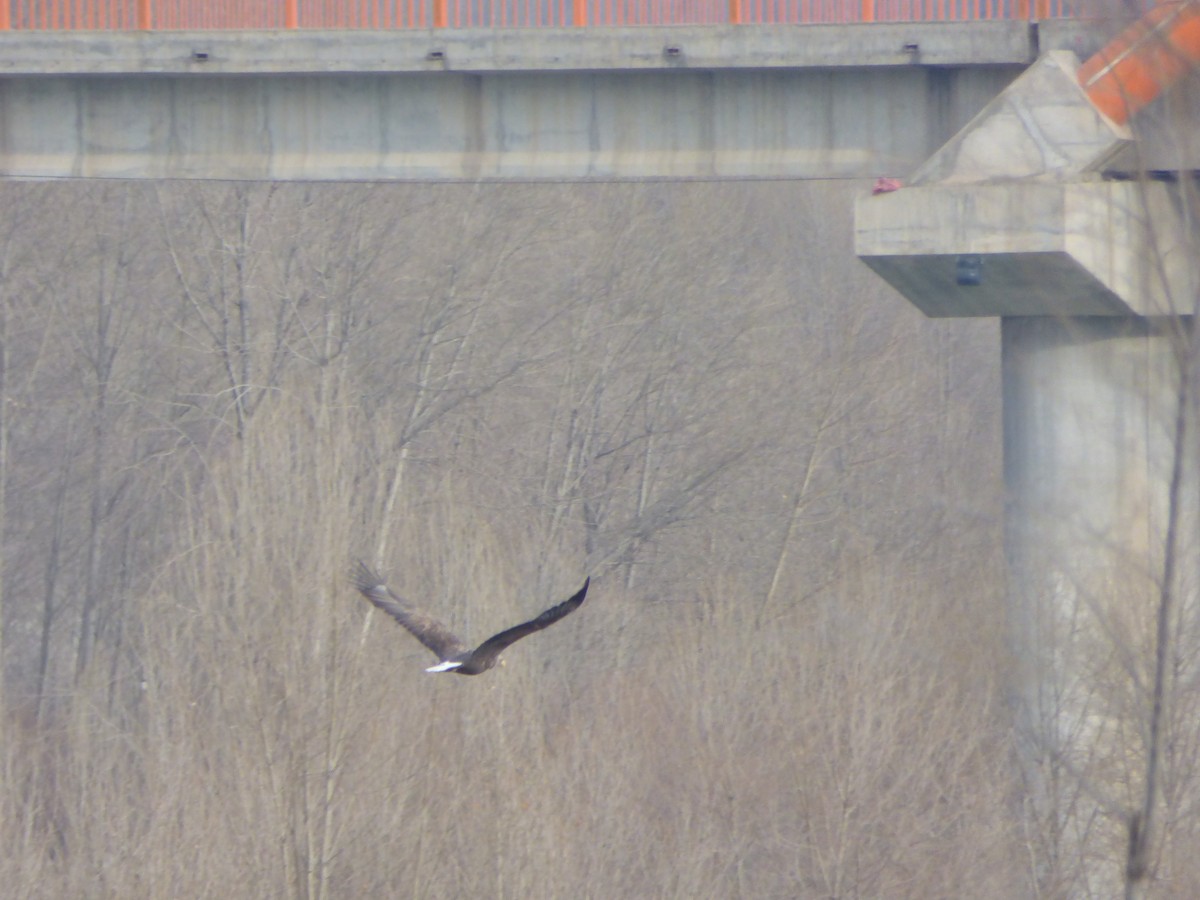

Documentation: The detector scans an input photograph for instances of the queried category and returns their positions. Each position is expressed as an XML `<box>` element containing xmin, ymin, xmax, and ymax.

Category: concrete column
<box><xmin>856</xmin><ymin>9</ymin><xmax>1200</xmax><ymax>884</ymax></box>
<box><xmin>1001</xmin><ymin>315</ymin><xmax>1198</xmax><ymax>889</ymax></box>
<box><xmin>1003</xmin><ymin>316</ymin><xmax>1185</xmax><ymax>751</ymax></box>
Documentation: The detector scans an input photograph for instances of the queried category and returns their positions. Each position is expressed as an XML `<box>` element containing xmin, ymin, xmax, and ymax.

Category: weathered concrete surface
<box><xmin>1045</xmin><ymin>7</ymin><xmax>1200</xmax><ymax>175</ymax></box>
<box><xmin>0</xmin><ymin>23</ymin><xmax>1036</xmax><ymax>74</ymax></box>
<box><xmin>908</xmin><ymin>51</ymin><xmax>1131</xmax><ymax>185</ymax></box>
<box><xmin>0</xmin><ymin>24</ymin><xmax>1030</xmax><ymax>180</ymax></box>
<box><xmin>0</xmin><ymin>67</ymin><xmax>1017</xmax><ymax>181</ymax></box>
<box><xmin>1003</xmin><ymin>317</ymin><xmax>1191</xmax><ymax>611</ymax></box>
<box><xmin>1002</xmin><ymin>315</ymin><xmax>1199</xmax><ymax>886</ymax></box>
<box><xmin>856</xmin><ymin>35</ymin><xmax>1196</xmax><ymax>317</ymax></box>
<box><xmin>856</xmin><ymin>180</ymin><xmax>1193</xmax><ymax>316</ymax></box>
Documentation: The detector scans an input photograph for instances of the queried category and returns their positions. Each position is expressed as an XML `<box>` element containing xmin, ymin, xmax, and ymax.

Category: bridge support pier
<box><xmin>857</xmin><ymin>12</ymin><xmax>1200</xmax><ymax>891</ymax></box>
<box><xmin>1000</xmin><ymin>316</ymin><xmax>1197</xmax><ymax>892</ymax></box>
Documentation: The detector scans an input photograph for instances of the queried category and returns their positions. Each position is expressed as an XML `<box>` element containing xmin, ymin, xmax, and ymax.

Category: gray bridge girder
<box><xmin>0</xmin><ymin>22</ymin><xmax>1104</xmax><ymax>181</ymax></box>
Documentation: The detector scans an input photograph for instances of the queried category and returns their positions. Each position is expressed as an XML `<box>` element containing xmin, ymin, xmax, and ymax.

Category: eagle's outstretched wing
<box><xmin>352</xmin><ymin>562</ymin><xmax>469</xmax><ymax>663</ymax></box>
<box><xmin>468</xmin><ymin>577</ymin><xmax>590</xmax><ymax>669</ymax></box>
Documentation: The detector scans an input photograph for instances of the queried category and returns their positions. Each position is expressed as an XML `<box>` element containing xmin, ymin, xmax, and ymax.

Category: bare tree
<box><xmin>0</xmin><ymin>178</ymin><xmax>1026</xmax><ymax>898</ymax></box>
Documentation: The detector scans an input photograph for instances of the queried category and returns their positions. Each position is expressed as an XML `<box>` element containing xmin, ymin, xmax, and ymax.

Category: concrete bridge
<box><xmin>0</xmin><ymin>11</ymin><xmax>1122</xmax><ymax>181</ymax></box>
<box><xmin>5</xmin><ymin>1</ymin><xmax>1200</xmax><ymax>886</ymax></box>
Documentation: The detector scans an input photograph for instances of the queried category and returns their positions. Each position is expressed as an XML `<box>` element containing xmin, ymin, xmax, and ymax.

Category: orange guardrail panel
<box><xmin>0</xmin><ymin>0</ymin><xmax>1124</xmax><ymax>28</ymax></box>
<box><xmin>1079</xmin><ymin>0</ymin><xmax>1200</xmax><ymax>124</ymax></box>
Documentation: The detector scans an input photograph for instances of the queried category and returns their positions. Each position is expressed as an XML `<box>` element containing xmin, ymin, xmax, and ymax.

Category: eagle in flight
<box><xmin>353</xmin><ymin>562</ymin><xmax>590</xmax><ymax>675</ymax></box>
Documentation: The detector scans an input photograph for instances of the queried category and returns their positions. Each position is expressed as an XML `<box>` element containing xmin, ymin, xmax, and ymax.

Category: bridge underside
<box><xmin>0</xmin><ymin>23</ymin><xmax>1106</xmax><ymax>181</ymax></box>
<box><xmin>1</xmin><ymin>67</ymin><xmax>1024</xmax><ymax>181</ymax></box>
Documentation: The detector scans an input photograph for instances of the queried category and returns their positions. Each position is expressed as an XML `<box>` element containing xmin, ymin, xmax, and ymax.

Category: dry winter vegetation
<box><xmin>0</xmin><ymin>176</ymin><xmax>1192</xmax><ymax>898</ymax></box>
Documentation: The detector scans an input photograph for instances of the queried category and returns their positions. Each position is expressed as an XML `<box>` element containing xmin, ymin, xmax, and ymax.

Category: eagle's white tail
<box><xmin>425</xmin><ymin>660</ymin><xmax>463</xmax><ymax>673</ymax></box>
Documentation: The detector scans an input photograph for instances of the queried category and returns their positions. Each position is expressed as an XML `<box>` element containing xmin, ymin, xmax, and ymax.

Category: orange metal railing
<box><xmin>1078</xmin><ymin>0</ymin><xmax>1200</xmax><ymax>124</ymax></box>
<box><xmin>0</xmin><ymin>0</ymin><xmax>1084</xmax><ymax>28</ymax></box>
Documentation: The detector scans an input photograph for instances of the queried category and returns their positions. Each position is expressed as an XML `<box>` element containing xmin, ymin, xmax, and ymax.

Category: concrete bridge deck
<box><xmin>0</xmin><ymin>20</ymin><xmax>1114</xmax><ymax>180</ymax></box>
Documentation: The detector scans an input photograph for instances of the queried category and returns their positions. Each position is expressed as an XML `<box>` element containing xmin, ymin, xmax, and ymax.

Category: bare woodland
<box><xmin>0</xmin><ymin>173</ymin><xmax>1193</xmax><ymax>898</ymax></box>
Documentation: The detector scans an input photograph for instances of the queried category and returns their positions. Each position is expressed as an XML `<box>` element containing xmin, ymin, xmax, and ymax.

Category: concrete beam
<box><xmin>855</xmin><ymin>180</ymin><xmax>1191</xmax><ymax>317</ymax></box>
<box><xmin>1002</xmin><ymin>315</ymin><xmax>1198</xmax><ymax>881</ymax></box>
<box><xmin>2</xmin><ymin>21</ymin><xmax>1186</xmax><ymax>182</ymax></box>
<box><xmin>907</xmin><ymin>51</ymin><xmax>1131</xmax><ymax>184</ymax></box>
<box><xmin>0</xmin><ymin>30</ymin><xmax>1023</xmax><ymax>180</ymax></box>
<box><xmin>0</xmin><ymin>23</ymin><xmax>1036</xmax><ymax>75</ymax></box>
